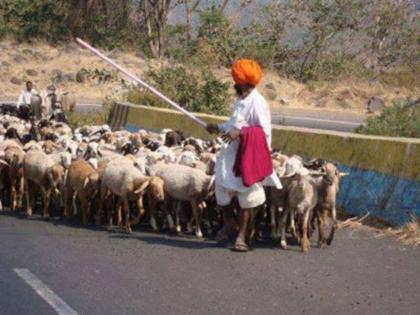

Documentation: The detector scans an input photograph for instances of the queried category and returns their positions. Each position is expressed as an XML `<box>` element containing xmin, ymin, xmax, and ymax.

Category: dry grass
<box><xmin>338</xmin><ymin>211</ymin><xmax>420</xmax><ymax>247</ymax></box>
<box><xmin>1</xmin><ymin>39</ymin><xmax>419</xmax><ymax>115</ymax></box>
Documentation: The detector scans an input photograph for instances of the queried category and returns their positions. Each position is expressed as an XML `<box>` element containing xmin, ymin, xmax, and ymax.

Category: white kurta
<box><xmin>215</xmin><ymin>89</ymin><xmax>281</xmax><ymax>193</ymax></box>
<box><xmin>17</xmin><ymin>89</ymin><xmax>38</xmax><ymax>108</ymax></box>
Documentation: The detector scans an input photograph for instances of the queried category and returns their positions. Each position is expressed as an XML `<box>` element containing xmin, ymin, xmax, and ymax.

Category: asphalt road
<box><xmin>0</xmin><ymin>211</ymin><xmax>419</xmax><ymax>315</ymax></box>
<box><xmin>272</xmin><ymin>108</ymin><xmax>365</xmax><ymax>132</ymax></box>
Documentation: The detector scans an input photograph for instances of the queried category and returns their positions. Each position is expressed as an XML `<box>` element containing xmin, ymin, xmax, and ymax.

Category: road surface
<box><xmin>272</xmin><ymin>108</ymin><xmax>365</xmax><ymax>132</ymax></box>
<box><xmin>0</xmin><ymin>212</ymin><xmax>418</xmax><ymax>315</ymax></box>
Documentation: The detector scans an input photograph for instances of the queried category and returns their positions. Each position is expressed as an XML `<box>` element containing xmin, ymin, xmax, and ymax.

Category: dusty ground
<box><xmin>0</xmin><ymin>39</ymin><xmax>418</xmax><ymax>114</ymax></box>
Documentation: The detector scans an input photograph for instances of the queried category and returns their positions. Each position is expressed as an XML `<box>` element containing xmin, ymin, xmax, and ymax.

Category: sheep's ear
<box><xmin>339</xmin><ymin>172</ymin><xmax>349</xmax><ymax>177</ymax></box>
<box><xmin>134</xmin><ymin>179</ymin><xmax>150</xmax><ymax>195</ymax></box>
<box><xmin>0</xmin><ymin>159</ymin><xmax>8</xmax><ymax>166</ymax></box>
<box><xmin>83</xmin><ymin>177</ymin><xmax>90</xmax><ymax>189</ymax></box>
<box><xmin>98</xmin><ymin>149</ymin><xmax>103</xmax><ymax>157</ymax></box>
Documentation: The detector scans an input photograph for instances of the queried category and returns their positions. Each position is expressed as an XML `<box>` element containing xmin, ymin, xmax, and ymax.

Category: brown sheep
<box><xmin>312</xmin><ymin>163</ymin><xmax>347</xmax><ymax>248</ymax></box>
<box><xmin>23</xmin><ymin>150</ymin><xmax>69</xmax><ymax>217</ymax></box>
<box><xmin>3</xmin><ymin>143</ymin><xmax>25</xmax><ymax>210</ymax></box>
<box><xmin>64</xmin><ymin>160</ymin><xmax>100</xmax><ymax>225</ymax></box>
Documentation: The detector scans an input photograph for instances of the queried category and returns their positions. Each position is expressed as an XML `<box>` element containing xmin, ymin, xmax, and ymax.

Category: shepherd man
<box><xmin>206</xmin><ymin>59</ymin><xmax>281</xmax><ymax>252</ymax></box>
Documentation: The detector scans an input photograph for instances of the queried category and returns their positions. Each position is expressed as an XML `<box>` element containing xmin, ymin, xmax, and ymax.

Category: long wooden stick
<box><xmin>75</xmin><ymin>38</ymin><xmax>207</xmax><ymax>128</ymax></box>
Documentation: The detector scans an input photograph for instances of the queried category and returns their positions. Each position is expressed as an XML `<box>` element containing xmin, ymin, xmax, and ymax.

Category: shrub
<box><xmin>355</xmin><ymin>101</ymin><xmax>420</xmax><ymax>138</ymax></box>
<box><xmin>128</xmin><ymin>66</ymin><xmax>230</xmax><ymax>116</ymax></box>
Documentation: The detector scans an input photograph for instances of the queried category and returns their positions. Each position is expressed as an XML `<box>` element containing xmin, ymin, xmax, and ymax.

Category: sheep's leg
<box><xmin>72</xmin><ymin>194</ymin><xmax>78</xmax><ymax>215</ymax></box>
<box><xmin>290</xmin><ymin>210</ymin><xmax>300</xmax><ymax>244</ymax></box>
<box><xmin>191</xmin><ymin>200</ymin><xmax>203</xmax><ymax>238</ymax></box>
<box><xmin>10</xmin><ymin>181</ymin><xmax>16</xmax><ymax>211</ymax></box>
<box><xmin>175</xmin><ymin>201</ymin><xmax>182</xmax><ymax>234</ymax></box>
<box><xmin>326</xmin><ymin>207</ymin><xmax>337</xmax><ymax>246</ymax></box>
<box><xmin>17</xmin><ymin>175</ymin><xmax>24</xmax><ymax>209</ymax></box>
<box><xmin>106</xmin><ymin>195</ymin><xmax>115</xmax><ymax>228</ymax></box>
<box><xmin>41</xmin><ymin>188</ymin><xmax>51</xmax><ymax>218</ymax></box>
<box><xmin>279</xmin><ymin>207</ymin><xmax>289</xmax><ymax>249</ymax></box>
<box><xmin>201</xmin><ymin>202</ymin><xmax>212</xmax><ymax>235</ymax></box>
<box><xmin>269</xmin><ymin>202</ymin><xmax>278</xmax><ymax>239</ymax></box>
<box><xmin>131</xmin><ymin>195</ymin><xmax>145</xmax><ymax>226</ymax></box>
<box><xmin>317</xmin><ymin>209</ymin><xmax>329</xmax><ymax>248</ymax></box>
<box><xmin>301</xmin><ymin>210</ymin><xmax>312</xmax><ymax>253</ymax></box>
<box><xmin>117</xmin><ymin>200</ymin><xmax>123</xmax><ymax>228</ymax></box>
<box><xmin>25</xmin><ymin>180</ymin><xmax>35</xmax><ymax>217</ymax></box>
<box><xmin>80</xmin><ymin>196</ymin><xmax>89</xmax><ymax>226</ymax></box>
<box><xmin>123</xmin><ymin>198</ymin><xmax>132</xmax><ymax>233</ymax></box>
<box><xmin>97</xmin><ymin>185</ymin><xmax>107</xmax><ymax>226</ymax></box>
<box><xmin>149</xmin><ymin>195</ymin><xmax>159</xmax><ymax>231</ymax></box>
<box><xmin>25</xmin><ymin>179</ymin><xmax>33</xmax><ymax>216</ymax></box>
<box><xmin>63</xmin><ymin>185</ymin><xmax>73</xmax><ymax>218</ymax></box>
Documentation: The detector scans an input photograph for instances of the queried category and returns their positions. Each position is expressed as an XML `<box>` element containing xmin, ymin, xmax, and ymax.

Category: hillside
<box><xmin>0</xmin><ymin>40</ymin><xmax>417</xmax><ymax>115</ymax></box>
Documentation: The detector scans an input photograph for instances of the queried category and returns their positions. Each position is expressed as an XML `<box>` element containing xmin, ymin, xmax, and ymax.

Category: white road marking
<box><xmin>14</xmin><ymin>268</ymin><xmax>78</xmax><ymax>315</ymax></box>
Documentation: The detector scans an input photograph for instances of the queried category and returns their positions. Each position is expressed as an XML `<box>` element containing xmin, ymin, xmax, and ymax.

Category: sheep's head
<box><xmin>84</xmin><ymin>142</ymin><xmax>102</xmax><ymax>159</ymax></box>
<box><xmin>59</xmin><ymin>152</ymin><xmax>72</xmax><ymax>169</ymax></box>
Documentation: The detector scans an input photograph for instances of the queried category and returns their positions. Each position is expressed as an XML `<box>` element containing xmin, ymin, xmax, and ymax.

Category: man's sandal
<box><xmin>232</xmin><ymin>239</ymin><xmax>249</xmax><ymax>252</ymax></box>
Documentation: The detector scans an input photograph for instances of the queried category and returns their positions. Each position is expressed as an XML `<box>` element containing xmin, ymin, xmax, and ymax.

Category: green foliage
<box><xmin>128</xmin><ymin>66</ymin><xmax>230</xmax><ymax>116</ymax></box>
<box><xmin>0</xmin><ymin>0</ymin><xmax>70</xmax><ymax>42</ymax></box>
<box><xmin>355</xmin><ymin>101</ymin><xmax>420</xmax><ymax>138</ymax></box>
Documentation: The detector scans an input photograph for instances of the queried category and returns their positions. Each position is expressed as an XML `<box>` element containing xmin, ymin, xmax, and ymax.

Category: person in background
<box><xmin>207</xmin><ymin>59</ymin><xmax>281</xmax><ymax>252</ymax></box>
<box><xmin>41</xmin><ymin>84</ymin><xmax>60</xmax><ymax>117</ymax></box>
<box><xmin>17</xmin><ymin>81</ymin><xmax>38</xmax><ymax>108</ymax></box>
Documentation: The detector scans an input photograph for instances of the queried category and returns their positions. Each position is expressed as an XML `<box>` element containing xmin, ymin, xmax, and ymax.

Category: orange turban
<box><xmin>231</xmin><ymin>59</ymin><xmax>262</xmax><ymax>86</ymax></box>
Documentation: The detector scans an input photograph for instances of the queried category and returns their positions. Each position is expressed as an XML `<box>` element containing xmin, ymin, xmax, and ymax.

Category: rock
<box><xmin>51</xmin><ymin>69</ymin><xmax>63</xmax><ymax>83</ymax></box>
<box><xmin>64</xmin><ymin>42</ymin><xmax>80</xmax><ymax>53</ymax></box>
<box><xmin>265</xmin><ymin>90</ymin><xmax>277</xmax><ymax>101</ymax></box>
<box><xmin>1</xmin><ymin>61</ymin><xmax>11</xmax><ymax>67</ymax></box>
<box><xmin>33</xmin><ymin>52</ymin><xmax>45</xmax><ymax>60</ymax></box>
<box><xmin>13</xmin><ymin>55</ymin><xmax>26</xmax><ymax>63</ymax></box>
<box><xmin>265</xmin><ymin>83</ymin><xmax>276</xmax><ymax>91</ymax></box>
<box><xmin>279</xmin><ymin>97</ymin><xmax>289</xmax><ymax>106</ymax></box>
<box><xmin>10</xmin><ymin>77</ymin><xmax>22</xmax><ymax>85</ymax></box>
<box><xmin>76</xmin><ymin>70</ymin><xmax>87</xmax><ymax>83</ymax></box>
<box><xmin>63</xmin><ymin>73</ymin><xmax>75</xmax><ymax>82</ymax></box>
<box><xmin>367</xmin><ymin>96</ymin><xmax>385</xmax><ymax>113</ymax></box>
<box><xmin>314</xmin><ymin>99</ymin><xmax>326</xmax><ymax>107</ymax></box>
<box><xmin>26</xmin><ymin>69</ymin><xmax>38</xmax><ymax>76</ymax></box>
<box><xmin>22</xmin><ymin>48</ymin><xmax>33</xmax><ymax>55</ymax></box>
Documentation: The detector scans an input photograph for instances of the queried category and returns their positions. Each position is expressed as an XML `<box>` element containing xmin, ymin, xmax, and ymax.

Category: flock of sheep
<box><xmin>0</xmin><ymin>107</ymin><xmax>346</xmax><ymax>252</ymax></box>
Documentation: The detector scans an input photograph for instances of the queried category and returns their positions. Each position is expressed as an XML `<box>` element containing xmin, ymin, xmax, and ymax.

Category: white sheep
<box><xmin>151</xmin><ymin>163</ymin><xmax>215</xmax><ymax>238</ymax></box>
<box><xmin>98</xmin><ymin>157</ymin><xmax>164</xmax><ymax>232</ymax></box>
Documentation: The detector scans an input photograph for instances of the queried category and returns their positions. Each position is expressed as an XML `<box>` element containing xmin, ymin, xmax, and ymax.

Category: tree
<box><xmin>365</xmin><ymin>0</ymin><xmax>418</xmax><ymax>71</ymax></box>
<box><xmin>138</xmin><ymin>0</ymin><xmax>175</xmax><ymax>58</ymax></box>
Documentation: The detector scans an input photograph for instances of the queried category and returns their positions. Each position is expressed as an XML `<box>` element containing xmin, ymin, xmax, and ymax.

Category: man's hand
<box><xmin>221</xmin><ymin>128</ymin><xmax>240</xmax><ymax>144</ymax></box>
<box><xmin>206</xmin><ymin>123</ymin><xmax>220</xmax><ymax>134</ymax></box>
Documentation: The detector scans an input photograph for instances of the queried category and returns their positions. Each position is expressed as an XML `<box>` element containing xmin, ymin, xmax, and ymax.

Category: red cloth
<box><xmin>233</xmin><ymin>126</ymin><xmax>273</xmax><ymax>187</ymax></box>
